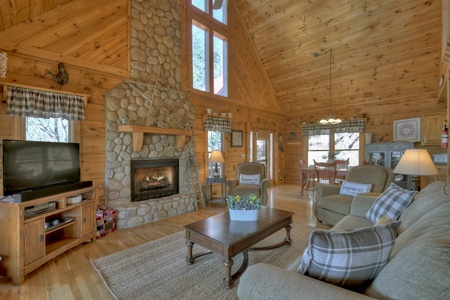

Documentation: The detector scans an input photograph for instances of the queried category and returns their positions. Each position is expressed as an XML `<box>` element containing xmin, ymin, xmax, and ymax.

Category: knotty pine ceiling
<box><xmin>0</xmin><ymin>0</ymin><xmax>443</xmax><ymax>121</ymax></box>
<box><xmin>235</xmin><ymin>0</ymin><xmax>442</xmax><ymax>121</ymax></box>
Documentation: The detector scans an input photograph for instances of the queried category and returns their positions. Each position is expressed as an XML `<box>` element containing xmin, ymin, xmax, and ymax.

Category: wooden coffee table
<box><xmin>184</xmin><ymin>207</ymin><xmax>294</xmax><ymax>289</ymax></box>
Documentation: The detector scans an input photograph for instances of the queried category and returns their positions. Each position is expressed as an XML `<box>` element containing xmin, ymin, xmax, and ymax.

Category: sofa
<box><xmin>238</xmin><ymin>181</ymin><xmax>450</xmax><ymax>299</ymax></box>
<box><xmin>314</xmin><ymin>164</ymin><xmax>394</xmax><ymax>226</ymax></box>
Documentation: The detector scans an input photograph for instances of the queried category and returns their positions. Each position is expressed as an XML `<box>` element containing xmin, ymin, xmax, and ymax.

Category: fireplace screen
<box><xmin>131</xmin><ymin>159</ymin><xmax>179</xmax><ymax>201</ymax></box>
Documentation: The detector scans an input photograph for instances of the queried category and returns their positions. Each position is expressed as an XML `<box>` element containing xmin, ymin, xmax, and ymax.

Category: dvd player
<box><xmin>24</xmin><ymin>202</ymin><xmax>56</xmax><ymax>218</ymax></box>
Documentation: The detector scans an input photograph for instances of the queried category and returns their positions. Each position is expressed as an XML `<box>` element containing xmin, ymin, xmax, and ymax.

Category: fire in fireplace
<box><xmin>131</xmin><ymin>159</ymin><xmax>179</xmax><ymax>201</ymax></box>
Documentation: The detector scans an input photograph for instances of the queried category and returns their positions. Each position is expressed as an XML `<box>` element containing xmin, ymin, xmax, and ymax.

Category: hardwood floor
<box><xmin>0</xmin><ymin>184</ymin><xmax>328</xmax><ymax>299</ymax></box>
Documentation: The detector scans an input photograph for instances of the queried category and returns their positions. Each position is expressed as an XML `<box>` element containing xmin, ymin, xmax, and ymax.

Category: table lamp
<box><xmin>393</xmin><ymin>149</ymin><xmax>438</xmax><ymax>190</ymax></box>
<box><xmin>209</xmin><ymin>150</ymin><xmax>225</xmax><ymax>177</ymax></box>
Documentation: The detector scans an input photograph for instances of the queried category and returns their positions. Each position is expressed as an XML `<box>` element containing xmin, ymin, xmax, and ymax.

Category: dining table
<box><xmin>300</xmin><ymin>167</ymin><xmax>349</xmax><ymax>196</ymax></box>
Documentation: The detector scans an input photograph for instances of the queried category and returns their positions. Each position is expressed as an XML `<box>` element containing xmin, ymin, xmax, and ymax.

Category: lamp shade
<box><xmin>393</xmin><ymin>149</ymin><xmax>438</xmax><ymax>176</ymax></box>
<box><xmin>209</xmin><ymin>150</ymin><xmax>225</xmax><ymax>163</ymax></box>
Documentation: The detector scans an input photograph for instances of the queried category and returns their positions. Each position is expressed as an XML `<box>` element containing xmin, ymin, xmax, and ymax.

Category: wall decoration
<box><xmin>231</xmin><ymin>130</ymin><xmax>243</xmax><ymax>147</ymax></box>
<box><xmin>393</xmin><ymin>117</ymin><xmax>421</xmax><ymax>142</ymax></box>
<box><xmin>45</xmin><ymin>62</ymin><xmax>69</xmax><ymax>84</ymax></box>
<box><xmin>0</xmin><ymin>52</ymin><xmax>7</xmax><ymax>78</ymax></box>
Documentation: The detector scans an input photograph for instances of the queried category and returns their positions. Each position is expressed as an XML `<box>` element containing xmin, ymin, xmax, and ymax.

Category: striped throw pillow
<box><xmin>298</xmin><ymin>221</ymin><xmax>401</xmax><ymax>289</ymax></box>
<box><xmin>365</xmin><ymin>183</ymin><xmax>417</xmax><ymax>223</ymax></box>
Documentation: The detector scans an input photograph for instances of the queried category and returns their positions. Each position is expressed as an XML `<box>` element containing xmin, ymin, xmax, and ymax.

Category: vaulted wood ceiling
<box><xmin>0</xmin><ymin>0</ymin><xmax>129</xmax><ymax>78</ymax></box>
<box><xmin>0</xmin><ymin>0</ymin><xmax>443</xmax><ymax>121</ymax></box>
<box><xmin>235</xmin><ymin>0</ymin><xmax>442</xmax><ymax>121</ymax></box>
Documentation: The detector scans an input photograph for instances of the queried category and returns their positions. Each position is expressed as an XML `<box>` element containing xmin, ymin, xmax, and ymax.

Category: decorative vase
<box><xmin>229</xmin><ymin>209</ymin><xmax>259</xmax><ymax>221</ymax></box>
<box><xmin>365</xmin><ymin>132</ymin><xmax>373</xmax><ymax>144</ymax></box>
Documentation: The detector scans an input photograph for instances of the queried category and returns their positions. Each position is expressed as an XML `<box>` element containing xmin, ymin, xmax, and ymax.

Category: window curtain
<box><xmin>6</xmin><ymin>86</ymin><xmax>85</xmax><ymax>121</ymax></box>
<box><xmin>301</xmin><ymin>119</ymin><xmax>365</xmax><ymax>136</ymax></box>
<box><xmin>204</xmin><ymin>115</ymin><xmax>231</xmax><ymax>132</ymax></box>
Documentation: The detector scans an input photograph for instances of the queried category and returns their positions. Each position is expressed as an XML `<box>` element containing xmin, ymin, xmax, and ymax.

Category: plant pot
<box><xmin>229</xmin><ymin>209</ymin><xmax>259</xmax><ymax>221</ymax></box>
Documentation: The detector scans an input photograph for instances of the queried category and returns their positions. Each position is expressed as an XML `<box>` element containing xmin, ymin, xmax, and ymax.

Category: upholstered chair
<box><xmin>226</xmin><ymin>162</ymin><xmax>270</xmax><ymax>206</ymax></box>
<box><xmin>313</xmin><ymin>164</ymin><xmax>394</xmax><ymax>226</ymax></box>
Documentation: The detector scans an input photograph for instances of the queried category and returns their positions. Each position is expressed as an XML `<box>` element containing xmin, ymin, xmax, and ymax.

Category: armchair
<box><xmin>313</xmin><ymin>164</ymin><xmax>394</xmax><ymax>226</ymax></box>
<box><xmin>226</xmin><ymin>162</ymin><xmax>270</xmax><ymax>206</ymax></box>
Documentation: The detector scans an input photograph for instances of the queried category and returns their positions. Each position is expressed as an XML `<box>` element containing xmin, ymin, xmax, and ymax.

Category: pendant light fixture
<box><xmin>319</xmin><ymin>49</ymin><xmax>342</xmax><ymax>125</ymax></box>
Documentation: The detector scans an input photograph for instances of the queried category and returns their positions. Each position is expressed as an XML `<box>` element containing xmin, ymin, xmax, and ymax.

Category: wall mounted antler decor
<box><xmin>45</xmin><ymin>62</ymin><xmax>69</xmax><ymax>84</ymax></box>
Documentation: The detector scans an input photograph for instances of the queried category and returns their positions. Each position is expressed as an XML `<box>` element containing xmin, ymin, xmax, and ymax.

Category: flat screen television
<box><xmin>2</xmin><ymin>139</ymin><xmax>81</xmax><ymax>196</ymax></box>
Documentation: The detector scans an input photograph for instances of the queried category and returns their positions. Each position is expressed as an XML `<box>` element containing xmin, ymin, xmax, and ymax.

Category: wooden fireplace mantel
<box><xmin>118</xmin><ymin>125</ymin><xmax>193</xmax><ymax>152</ymax></box>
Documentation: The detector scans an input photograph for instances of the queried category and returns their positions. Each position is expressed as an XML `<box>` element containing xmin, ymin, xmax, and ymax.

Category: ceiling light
<box><xmin>318</xmin><ymin>49</ymin><xmax>342</xmax><ymax>125</ymax></box>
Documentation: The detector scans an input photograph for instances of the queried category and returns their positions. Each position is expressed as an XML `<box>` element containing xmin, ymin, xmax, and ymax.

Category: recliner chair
<box><xmin>313</xmin><ymin>164</ymin><xmax>394</xmax><ymax>226</ymax></box>
<box><xmin>226</xmin><ymin>162</ymin><xmax>270</xmax><ymax>206</ymax></box>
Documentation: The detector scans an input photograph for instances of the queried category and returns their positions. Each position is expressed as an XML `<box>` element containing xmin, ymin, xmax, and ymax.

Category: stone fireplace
<box><xmin>104</xmin><ymin>0</ymin><xmax>197</xmax><ymax>228</ymax></box>
<box><xmin>131</xmin><ymin>158</ymin><xmax>179</xmax><ymax>201</ymax></box>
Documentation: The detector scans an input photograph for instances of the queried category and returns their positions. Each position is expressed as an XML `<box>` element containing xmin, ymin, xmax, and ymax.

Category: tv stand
<box><xmin>0</xmin><ymin>186</ymin><xmax>96</xmax><ymax>285</ymax></box>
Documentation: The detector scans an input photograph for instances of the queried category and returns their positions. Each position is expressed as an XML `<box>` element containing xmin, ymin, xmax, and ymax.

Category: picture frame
<box><xmin>231</xmin><ymin>130</ymin><xmax>243</xmax><ymax>147</ymax></box>
<box><xmin>393</xmin><ymin>117</ymin><xmax>421</xmax><ymax>142</ymax></box>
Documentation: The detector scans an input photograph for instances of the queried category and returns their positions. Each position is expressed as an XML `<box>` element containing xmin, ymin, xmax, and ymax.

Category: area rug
<box><xmin>91</xmin><ymin>223</ymin><xmax>313</xmax><ymax>300</ymax></box>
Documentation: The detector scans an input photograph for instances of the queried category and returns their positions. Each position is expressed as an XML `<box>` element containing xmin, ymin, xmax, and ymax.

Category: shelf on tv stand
<box><xmin>0</xmin><ymin>186</ymin><xmax>96</xmax><ymax>285</ymax></box>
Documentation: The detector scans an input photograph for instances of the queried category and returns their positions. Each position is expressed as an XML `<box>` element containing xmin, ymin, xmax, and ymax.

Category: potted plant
<box><xmin>321</xmin><ymin>151</ymin><xmax>340</xmax><ymax>162</ymax></box>
<box><xmin>226</xmin><ymin>194</ymin><xmax>261</xmax><ymax>221</ymax></box>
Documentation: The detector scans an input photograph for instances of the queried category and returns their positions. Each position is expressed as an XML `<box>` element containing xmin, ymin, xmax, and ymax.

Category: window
<box><xmin>208</xmin><ymin>130</ymin><xmax>222</xmax><ymax>152</ymax></box>
<box><xmin>334</xmin><ymin>132</ymin><xmax>360</xmax><ymax>166</ymax></box>
<box><xmin>308</xmin><ymin>133</ymin><xmax>360</xmax><ymax>166</ymax></box>
<box><xmin>207</xmin><ymin>130</ymin><xmax>223</xmax><ymax>177</ymax></box>
<box><xmin>189</xmin><ymin>0</ymin><xmax>228</xmax><ymax>96</ymax></box>
<box><xmin>308</xmin><ymin>134</ymin><xmax>330</xmax><ymax>166</ymax></box>
<box><xmin>26</xmin><ymin>117</ymin><xmax>72</xmax><ymax>142</ymax></box>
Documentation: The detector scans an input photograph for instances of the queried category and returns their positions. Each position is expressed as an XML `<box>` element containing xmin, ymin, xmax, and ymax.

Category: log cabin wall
<box><xmin>184</xmin><ymin>0</ymin><xmax>283</xmax><ymax>186</ymax></box>
<box><xmin>0</xmin><ymin>0</ymin><xmax>130</xmax><ymax>204</ymax></box>
<box><xmin>0</xmin><ymin>0</ymin><xmax>448</xmax><ymax>198</ymax></box>
<box><xmin>234</xmin><ymin>0</ymin><xmax>447</xmax><ymax>184</ymax></box>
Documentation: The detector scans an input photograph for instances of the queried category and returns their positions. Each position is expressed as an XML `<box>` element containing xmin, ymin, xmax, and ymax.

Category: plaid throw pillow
<box><xmin>298</xmin><ymin>221</ymin><xmax>401</xmax><ymax>289</ymax></box>
<box><xmin>365</xmin><ymin>183</ymin><xmax>417</xmax><ymax>223</ymax></box>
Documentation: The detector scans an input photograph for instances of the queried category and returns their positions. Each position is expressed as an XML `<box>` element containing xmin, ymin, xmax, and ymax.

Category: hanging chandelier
<box><xmin>319</xmin><ymin>49</ymin><xmax>342</xmax><ymax>125</ymax></box>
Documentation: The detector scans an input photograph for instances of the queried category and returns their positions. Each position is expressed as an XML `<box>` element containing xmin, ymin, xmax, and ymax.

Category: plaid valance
<box><xmin>6</xmin><ymin>86</ymin><xmax>85</xmax><ymax>120</ymax></box>
<box><xmin>204</xmin><ymin>115</ymin><xmax>231</xmax><ymax>132</ymax></box>
<box><xmin>301</xmin><ymin>119</ymin><xmax>365</xmax><ymax>136</ymax></box>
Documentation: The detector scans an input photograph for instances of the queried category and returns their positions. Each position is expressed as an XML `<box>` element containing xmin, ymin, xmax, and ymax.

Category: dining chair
<box><xmin>334</xmin><ymin>158</ymin><xmax>349</xmax><ymax>185</ymax></box>
<box><xmin>313</xmin><ymin>160</ymin><xmax>337</xmax><ymax>185</ymax></box>
<box><xmin>335</xmin><ymin>158</ymin><xmax>349</xmax><ymax>170</ymax></box>
<box><xmin>299</xmin><ymin>160</ymin><xmax>315</xmax><ymax>195</ymax></box>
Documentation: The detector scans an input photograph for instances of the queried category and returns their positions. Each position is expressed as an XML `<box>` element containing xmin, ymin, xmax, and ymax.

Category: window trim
<box><xmin>184</xmin><ymin>0</ymin><xmax>228</xmax><ymax>97</ymax></box>
<box><xmin>306</xmin><ymin>132</ymin><xmax>363</xmax><ymax>166</ymax></box>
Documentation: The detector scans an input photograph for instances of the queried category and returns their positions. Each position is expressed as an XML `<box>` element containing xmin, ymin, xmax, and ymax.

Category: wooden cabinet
<box><xmin>23</xmin><ymin>219</ymin><xmax>45</xmax><ymax>265</ymax></box>
<box><xmin>365</xmin><ymin>142</ymin><xmax>414</xmax><ymax>189</ymax></box>
<box><xmin>420</xmin><ymin>165</ymin><xmax>448</xmax><ymax>190</ymax></box>
<box><xmin>421</xmin><ymin>115</ymin><xmax>446</xmax><ymax>146</ymax></box>
<box><xmin>0</xmin><ymin>186</ymin><xmax>96</xmax><ymax>285</ymax></box>
<box><xmin>82</xmin><ymin>202</ymin><xmax>95</xmax><ymax>236</ymax></box>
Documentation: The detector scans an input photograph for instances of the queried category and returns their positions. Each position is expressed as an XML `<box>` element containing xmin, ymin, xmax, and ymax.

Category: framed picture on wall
<box><xmin>231</xmin><ymin>130</ymin><xmax>243</xmax><ymax>147</ymax></box>
<box><xmin>393</xmin><ymin>117</ymin><xmax>421</xmax><ymax>142</ymax></box>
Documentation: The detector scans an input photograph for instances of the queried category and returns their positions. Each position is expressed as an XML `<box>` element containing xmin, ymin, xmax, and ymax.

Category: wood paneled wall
<box><xmin>0</xmin><ymin>0</ymin><xmax>447</xmax><ymax>195</ymax></box>
<box><xmin>182</xmin><ymin>0</ymin><xmax>283</xmax><ymax>187</ymax></box>
<box><xmin>234</xmin><ymin>0</ymin><xmax>447</xmax><ymax>184</ymax></box>
<box><xmin>0</xmin><ymin>0</ymin><xmax>130</xmax><ymax>200</ymax></box>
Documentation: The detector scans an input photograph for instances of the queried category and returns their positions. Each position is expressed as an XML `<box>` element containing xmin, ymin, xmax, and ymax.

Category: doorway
<box><xmin>252</xmin><ymin>131</ymin><xmax>274</xmax><ymax>185</ymax></box>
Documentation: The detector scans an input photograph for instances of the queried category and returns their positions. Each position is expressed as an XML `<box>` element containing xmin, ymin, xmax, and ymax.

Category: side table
<box><xmin>205</xmin><ymin>177</ymin><xmax>226</xmax><ymax>206</ymax></box>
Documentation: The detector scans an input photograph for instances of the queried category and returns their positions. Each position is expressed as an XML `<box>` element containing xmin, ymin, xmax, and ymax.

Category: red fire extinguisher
<box><xmin>443</xmin><ymin>125</ymin><xmax>448</xmax><ymax>149</ymax></box>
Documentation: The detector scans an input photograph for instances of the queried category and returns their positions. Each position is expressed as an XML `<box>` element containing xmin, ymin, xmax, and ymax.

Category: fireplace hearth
<box><xmin>131</xmin><ymin>159</ymin><xmax>179</xmax><ymax>201</ymax></box>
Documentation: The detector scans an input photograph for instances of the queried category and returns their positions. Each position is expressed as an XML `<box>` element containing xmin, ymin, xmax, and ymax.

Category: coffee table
<box><xmin>184</xmin><ymin>207</ymin><xmax>294</xmax><ymax>289</ymax></box>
